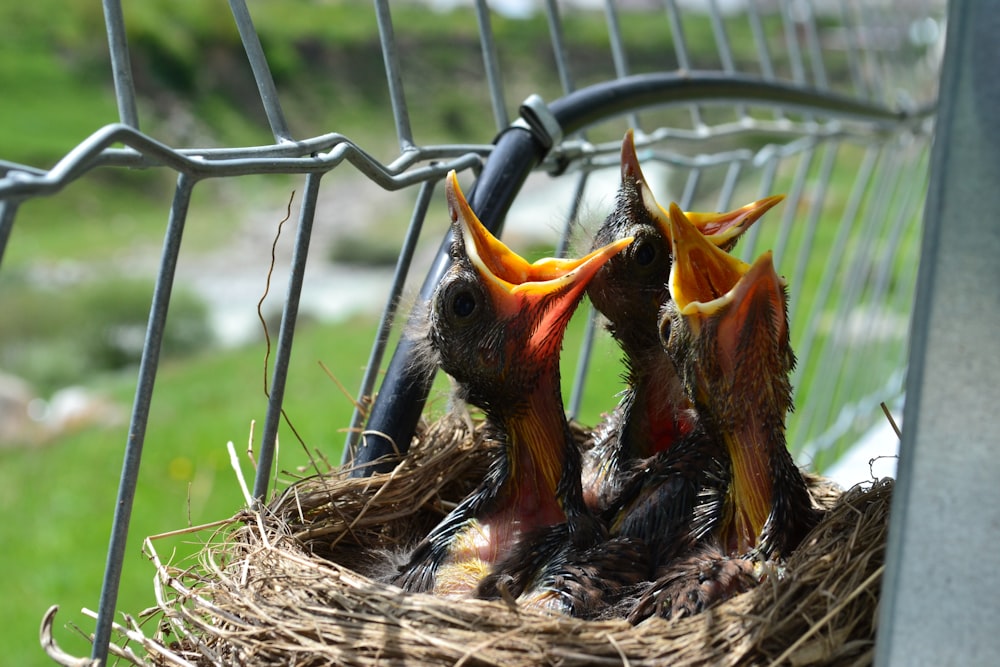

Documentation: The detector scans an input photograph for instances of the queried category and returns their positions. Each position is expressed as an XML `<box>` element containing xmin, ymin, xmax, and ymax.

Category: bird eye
<box><xmin>451</xmin><ymin>290</ymin><xmax>477</xmax><ymax>318</ymax></box>
<box><xmin>634</xmin><ymin>239</ymin><xmax>656</xmax><ymax>266</ymax></box>
<box><xmin>659</xmin><ymin>316</ymin><xmax>672</xmax><ymax>345</ymax></box>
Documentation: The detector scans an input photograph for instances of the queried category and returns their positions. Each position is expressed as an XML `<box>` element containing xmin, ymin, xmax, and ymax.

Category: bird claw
<box><xmin>627</xmin><ymin>551</ymin><xmax>759</xmax><ymax>624</ymax></box>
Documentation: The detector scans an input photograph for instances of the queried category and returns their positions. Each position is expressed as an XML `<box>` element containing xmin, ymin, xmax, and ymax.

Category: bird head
<box><xmin>660</xmin><ymin>202</ymin><xmax>795</xmax><ymax>555</ymax></box>
<box><xmin>430</xmin><ymin>170</ymin><xmax>633</xmax><ymax>414</ymax></box>
<box><xmin>588</xmin><ymin>128</ymin><xmax>783</xmax><ymax>360</ymax></box>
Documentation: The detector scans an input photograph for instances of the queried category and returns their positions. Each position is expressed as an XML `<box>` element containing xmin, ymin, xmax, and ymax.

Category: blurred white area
<box><xmin>823</xmin><ymin>420</ymin><xmax>900</xmax><ymax>488</ymax></box>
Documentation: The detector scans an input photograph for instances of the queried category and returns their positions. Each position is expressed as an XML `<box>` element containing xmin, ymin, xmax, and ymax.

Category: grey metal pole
<box><xmin>876</xmin><ymin>2</ymin><xmax>1000</xmax><ymax>665</ymax></box>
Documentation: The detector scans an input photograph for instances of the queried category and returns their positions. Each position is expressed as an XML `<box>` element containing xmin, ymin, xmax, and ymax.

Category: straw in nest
<box><xmin>41</xmin><ymin>414</ymin><xmax>892</xmax><ymax>667</ymax></box>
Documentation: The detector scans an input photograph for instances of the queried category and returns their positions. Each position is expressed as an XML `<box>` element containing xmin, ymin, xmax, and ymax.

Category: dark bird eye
<box><xmin>659</xmin><ymin>316</ymin><xmax>672</xmax><ymax>345</ymax></box>
<box><xmin>634</xmin><ymin>239</ymin><xmax>656</xmax><ymax>266</ymax></box>
<box><xmin>451</xmin><ymin>290</ymin><xmax>477</xmax><ymax>318</ymax></box>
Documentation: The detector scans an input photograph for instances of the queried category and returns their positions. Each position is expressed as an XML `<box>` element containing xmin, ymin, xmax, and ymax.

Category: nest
<box><xmin>85</xmin><ymin>416</ymin><xmax>891</xmax><ymax>666</ymax></box>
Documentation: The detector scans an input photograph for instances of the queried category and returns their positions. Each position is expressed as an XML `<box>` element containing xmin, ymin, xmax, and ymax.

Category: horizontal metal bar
<box><xmin>548</xmin><ymin>71</ymin><xmax>935</xmax><ymax>137</ymax></box>
<box><xmin>0</xmin><ymin>124</ymin><xmax>484</xmax><ymax>200</ymax></box>
<box><xmin>0</xmin><ymin>73</ymin><xmax>935</xmax><ymax>204</ymax></box>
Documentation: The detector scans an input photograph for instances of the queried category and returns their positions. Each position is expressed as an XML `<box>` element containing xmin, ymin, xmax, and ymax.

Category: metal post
<box><xmin>253</xmin><ymin>173</ymin><xmax>322</xmax><ymax>500</ymax></box>
<box><xmin>876</xmin><ymin>2</ymin><xmax>1000</xmax><ymax>664</ymax></box>
<box><xmin>0</xmin><ymin>199</ymin><xmax>18</xmax><ymax>269</ymax></box>
<box><xmin>91</xmin><ymin>174</ymin><xmax>194</xmax><ymax>664</ymax></box>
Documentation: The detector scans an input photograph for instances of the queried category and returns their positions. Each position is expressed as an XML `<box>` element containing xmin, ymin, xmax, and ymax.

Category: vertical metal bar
<box><xmin>604</xmin><ymin>0</ymin><xmax>630</xmax><ymax>79</ymax></box>
<box><xmin>800</xmin><ymin>0</ymin><xmax>829</xmax><ymax>90</ymax></box>
<box><xmin>228</xmin><ymin>0</ymin><xmax>293</xmax><ymax>142</ymax></box>
<box><xmin>786</xmin><ymin>141</ymin><xmax>838</xmax><ymax>324</ymax></box>
<box><xmin>568</xmin><ymin>308</ymin><xmax>599</xmax><ymax>421</ymax></box>
<box><xmin>747</xmin><ymin>0</ymin><xmax>777</xmax><ymax>81</ymax></box>
<box><xmin>678</xmin><ymin>167</ymin><xmax>701</xmax><ymax>210</ymax></box>
<box><xmin>771</xmin><ymin>146</ymin><xmax>816</xmax><ymax>268</ymax></box>
<box><xmin>101</xmin><ymin>0</ymin><xmax>140</xmax><ymax>128</ymax></box>
<box><xmin>556</xmin><ymin>170</ymin><xmax>590</xmax><ymax>259</ymax></box>
<box><xmin>562</xmin><ymin>170</ymin><xmax>595</xmax><ymax>419</ymax></box>
<box><xmin>790</xmin><ymin>145</ymin><xmax>879</xmax><ymax>398</ymax></box>
<box><xmin>714</xmin><ymin>160</ymin><xmax>743</xmax><ymax>212</ymax></box>
<box><xmin>780</xmin><ymin>0</ymin><xmax>808</xmax><ymax>86</ymax></box>
<box><xmin>603</xmin><ymin>0</ymin><xmax>639</xmax><ymax>129</ymax></box>
<box><xmin>878</xmin><ymin>2</ymin><xmax>1000</xmax><ymax>663</ymax></box>
<box><xmin>746</xmin><ymin>0</ymin><xmax>786</xmax><ymax>122</ymax></box>
<box><xmin>706</xmin><ymin>0</ymin><xmax>746</xmax><ymax>118</ymax></box>
<box><xmin>253</xmin><ymin>173</ymin><xmax>322</xmax><ymax>499</ymax></box>
<box><xmin>737</xmin><ymin>150</ymin><xmax>781</xmax><ymax>261</ymax></box>
<box><xmin>474</xmin><ymin>0</ymin><xmax>509</xmax><ymax>131</ymax></box>
<box><xmin>374</xmin><ymin>0</ymin><xmax>415</xmax><ymax>151</ymax></box>
<box><xmin>838</xmin><ymin>0</ymin><xmax>868</xmax><ymax>98</ymax></box>
<box><xmin>663</xmin><ymin>0</ymin><xmax>703</xmax><ymax>128</ymax></box>
<box><xmin>91</xmin><ymin>174</ymin><xmax>194</xmax><ymax>665</ymax></box>
<box><xmin>544</xmin><ymin>0</ymin><xmax>576</xmax><ymax>95</ymax></box>
<box><xmin>343</xmin><ymin>180</ymin><xmax>437</xmax><ymax>463</ymax></box>
<box><xmin>0</xmin><ymin>199</ymin><xmax>19</xmax><ymax>270</ymax></box>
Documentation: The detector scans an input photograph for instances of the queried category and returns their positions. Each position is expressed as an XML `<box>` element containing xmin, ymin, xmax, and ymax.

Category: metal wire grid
<box><xmin>0</xmin><ymin>0</ymin><xmax>940</xmax><ymax>663</ymax></box>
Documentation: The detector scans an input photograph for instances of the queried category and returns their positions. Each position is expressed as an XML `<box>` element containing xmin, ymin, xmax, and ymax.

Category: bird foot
<box><xmin>627</xmin><ymin>552</ymin><xmax>759</xmax><ymax>624</ymax></box>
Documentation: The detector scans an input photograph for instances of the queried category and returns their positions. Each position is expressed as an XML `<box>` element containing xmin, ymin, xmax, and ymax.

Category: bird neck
<box><xmin>622</xmin><ymin>359</ymin><xmax>695</xmax><ymax>461</ymax></box>
<box><xmin>720</xmin><ymin>418</ymin><xmax>780</xmax><ymax>555</ymax></box>
<box><xmin>497</xmin><ymin>379</ymin><xmax>576</xmax><ymax>528</ymax></box>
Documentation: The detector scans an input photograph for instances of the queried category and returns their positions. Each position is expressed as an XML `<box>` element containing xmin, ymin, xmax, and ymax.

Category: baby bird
<box><xmin>391</xmin><ymin>171</ymin><xmax>641</xmax><ymax>615</ymax></box>
<box><xmin>627</xmin><ymin>204</ymin><xmax>822</xmax><ymax>623</ymax></box>
<box><xmin>584</xmin><ymin>128</ymin><xmax>783</xmax><ymax>513</ymax></box>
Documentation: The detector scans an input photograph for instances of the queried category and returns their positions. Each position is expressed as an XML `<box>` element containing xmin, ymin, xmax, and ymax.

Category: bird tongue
<box><xmin>684</xmin><ymin>194</ymin><xmax>784</xmax><ymax>248</ymax></box>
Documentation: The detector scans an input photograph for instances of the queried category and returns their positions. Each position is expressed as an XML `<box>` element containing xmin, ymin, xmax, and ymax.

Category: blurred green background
<box><xmin>0</xmin><ymin>1</ymin><xmax>926</xmax><ymax>664</ymax></box>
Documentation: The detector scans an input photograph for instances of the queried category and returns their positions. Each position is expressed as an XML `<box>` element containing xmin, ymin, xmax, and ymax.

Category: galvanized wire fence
<box><xmin>0</xmin><ymin>0</ymin><xmax>941</xmax><ymax>663</ymax></box>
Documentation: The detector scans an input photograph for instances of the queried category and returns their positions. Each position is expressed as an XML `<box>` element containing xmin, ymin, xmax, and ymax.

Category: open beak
<box><xmin>446</xmin><ymin>169</ymin><xmax>632</xmax><ymax>331</ymax></box>
<box><xmin>667</xmin><ymin>201</ymin><xmax>787</xmax><ymax>363</ymax></box>
<box><xmin>684</xmin><ymin>195</ymin><xmax>784</xmax><ymax>251</ymax></box>
<box><xmin>666</xmin><ymin>203</ymin><xmax>751</xmax><ymax>326</ymax></box>
<box><xmin>619</xmin><ymin>129</ymin><xmax>783</xmax><ymax>251</ymax></box>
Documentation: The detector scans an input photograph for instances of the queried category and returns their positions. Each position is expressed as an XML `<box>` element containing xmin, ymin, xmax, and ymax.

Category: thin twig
<box><xmin>228</xmin><ymin>440</ymin><xmax>255</xmax><ymax>508</ymax></box>
<box><xmin>880</xmin><ymin>401</ymin><xmax>902</xmax><ymax>439</ymax></box>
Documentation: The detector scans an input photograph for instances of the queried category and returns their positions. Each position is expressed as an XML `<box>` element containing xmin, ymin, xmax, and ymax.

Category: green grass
<box><xmin>0</xmin><ymin>305</ymin><xmax>625</xmax><ymax>666</ymax></box>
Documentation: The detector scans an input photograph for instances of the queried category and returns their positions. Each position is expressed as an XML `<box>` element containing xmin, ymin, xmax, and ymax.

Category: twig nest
<box><xmin>98</xmin><ymin>415</ymin><xmax>890</xmax><ymax>666</ymax></box>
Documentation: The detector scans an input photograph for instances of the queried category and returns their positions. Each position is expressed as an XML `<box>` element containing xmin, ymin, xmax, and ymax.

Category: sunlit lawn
<box><xmin>0</xmin><ymin>303</ymin><xmax>627</xmax><ymax>665</ymax></box>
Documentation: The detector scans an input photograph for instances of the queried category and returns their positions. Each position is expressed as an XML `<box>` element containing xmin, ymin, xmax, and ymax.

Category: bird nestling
<box><xmin>626</xmin><ymin>204</ymin><xmax>822</xmax><ymax>623</ymax></box>
<box><xmin>390</xmin><ymin>170</ymin><xmax>642</xmax><ymax>614</ymax></box>
<box><xmin>584</xmin><ymin>128</ymin><xmax>783</xmax><ymax>515</ymax></box>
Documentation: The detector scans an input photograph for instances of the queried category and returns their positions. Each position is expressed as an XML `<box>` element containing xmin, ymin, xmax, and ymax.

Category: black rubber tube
<box><xmin>352</xmin><ymin>72</ymin><xmax>932</xmax><ymax>476</ymax></box>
